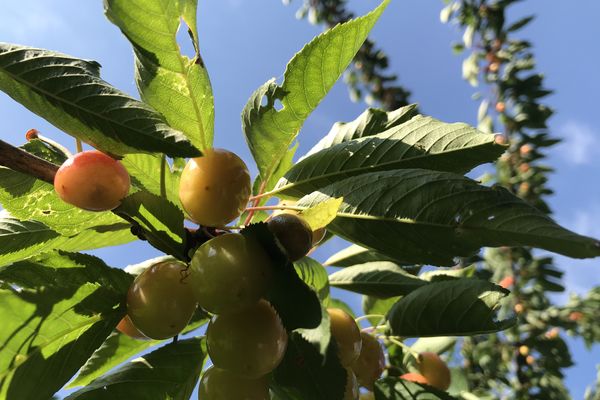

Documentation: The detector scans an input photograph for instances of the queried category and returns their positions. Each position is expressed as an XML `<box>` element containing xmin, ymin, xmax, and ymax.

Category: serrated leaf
<box><xmin>300</xmin><ymin>197</ymin><xmax>342</xmax><ymax>230</ymax></box>
<box><xmin>243</xmin><ymin>223</ymin><xmax>322</xmax><ymax>330</ymax></box>
<box><xmin>275</xmin><ymin>115</ymin><xmax>507</xmax><ymax>198</ymax></box>
<box><xmin>294</xmin><ymin>257</ymin><xmax>330</xmax><ymax>302</ymax></box>
<box><xmin>0</xmin><ymin>251</ymin><xmax>129</xmax><ymax>399</ymax></box>
<box><xmin>297</xmin><ymin>170</ymin><xmax>600</xmax><ymax>266</ymax></box>
<box><xmin>114</xmin><ymin>191</ymin><xmax>187</xmax><ymax>260</ymax></box>
<box><xmin>105</xmin><ymin>0</ymin><xmax>214</xmax><ymax>151</ymax></box>
<box><xmin>296</xmin><ymin>305</ymin><xmax>331</xmax><ymax>357</ymax></box>
<box><xmin>69</xmin><ymin>311</ymin><xmax>208</xmax><ymax>388</ymax></box>
<box><xmin>0</xmin><ymin>43</ymin><xmax>199</xmax><ymax>157</ymax></box>
<box><xmin>387</xmin><ymin>279</ymin><xmax>514</xmax><ymax>337</ymax></box>
<box><xmin>65</xmin><ymin>337</ymin><xmax>207</xmax><ymax>400</ymax></box>
<box><xmin>122</xmin><ymin>154</ymin><xmax>182</xmax><ymax>209</ymax></box>
<box><xmin>273</xmin><ymin>333</ymin><xmax>346</xmax><ymax>400</ymax></box>
<box><xmin>0</xmin><ymin>213</ymin><xmax>134</xmax><ymax>267</ymax></box>
<box><xmin>242</xmin><ymin>0</ymin><xmax>389</xmax><ymax>194</ymax></box>
<box><xmin>324</xmin><ymin>244</ymin><xmax>407</xmax><ymax>267</ymax></box>
<box><xmin>374</xmin><ymin>377</ymin><xmax>458</xmax><ymax>399</ymax></box>
<box><xmin>0</xmin><ymin>167</ymin><xmax>126</xmax><ymax>236</ymax></box>
<box><xmin>303</xmin><ymin>104</ymin><xmax>418</xmax><ymax>158</ymax></box>
<box><xmin>329</xmin><ymin>262</ymin><xmax>427</xmax><ymax>298</ymax></box>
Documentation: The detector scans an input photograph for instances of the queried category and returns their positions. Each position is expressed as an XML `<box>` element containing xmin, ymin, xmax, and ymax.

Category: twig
<box><xmin>0</xmin><ymin>139</ymin><xmax>59</xmax><ymax>184</ymax></box>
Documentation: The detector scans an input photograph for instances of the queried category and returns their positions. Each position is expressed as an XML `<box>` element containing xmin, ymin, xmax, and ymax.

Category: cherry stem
<box><xmin>0</xmin><ymin>139</ymin><xmax>59</xmax><ymax>184</ymax></box>
<box><xmin>26</xmin><ymin>129</ymin><xmax>73</xmax><ymax>158</ymax></box>
<box><xmin>355</xmin><ymin>314</ymin><xmax>386</xmax><ymax>326</ymax></box>
<box><xmin>385</xmin><ymin>336</ymin><xmax>420</xmax><ymax>360</ymax></box>
<box><xmin>243</xmin><ymin>180</ymin><xmax>267</xmax><ymax>226</ymax></box>
<box><xmin>75</xmin><ymin>138</ymin><xmax>83</xmax><ymax>153</ymax></box>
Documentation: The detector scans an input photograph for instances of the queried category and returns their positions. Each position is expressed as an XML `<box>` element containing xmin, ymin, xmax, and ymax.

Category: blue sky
<box><xmin>1</xmin><ymin>0</ymin><xmax>599</xmax><ymax>397</ymax></box>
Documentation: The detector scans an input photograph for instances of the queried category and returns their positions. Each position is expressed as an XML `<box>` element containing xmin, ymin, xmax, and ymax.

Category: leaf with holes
<box><xmin>105</xmin><ymin>0</ymin><xmax>214</xmax><ymax>151</ymax></box>
<box><xmin>275</xmin><ymin>115</ymin><xmax>507</xmax><ymax>198</ymax></box>
<box><xmin>303</xmin><ymin>104</ymin><xmax>418</xmax><ymax>158</ymax></box>
<box><xmin>0</xmin><ymin>251</ymin><xmax>130</xmax><ymax>400</ymax></box>
<box><xmin>329</xmin><ymin>262</ymin><xmax>427</xmax><ymax>298</ymax></box>
<box><xmin>66</xmin><ymin>337</ymin><xmax>207</xmax><ymax>400</ymax></box>
<box><xmin>387</xmin><ymin>279</ymin><xmax>514</xmax><ymax>337</ymax></box>
<box><xmin>242</xmin><ymin>0</ymin><xmax>389</xmax><ymax>195</ymax></box>
<box><xmin>298</xmin><ymin>170</ymin><xmax>600</xmax><ymax>266</ymax></box>
<box><xmin>0</xmin><ymin>213</ymin><xmax>134</xmax><ymax>267</ymax></box>
<box><xmin>114</xmin><ymin>191</ymin><xmax>187</xmax><ymax>261</ymax></box>
<box><xmin>0</xmin><ymin>43</ymin><xmax>199</xmax><ymax>157</ymax></box>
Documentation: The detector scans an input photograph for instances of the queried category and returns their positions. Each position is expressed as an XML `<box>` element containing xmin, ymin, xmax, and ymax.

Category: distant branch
<box><xmin>0</xmin><ymin>139</ymin><xmax>59</xmax><ymax>184</ymax></box>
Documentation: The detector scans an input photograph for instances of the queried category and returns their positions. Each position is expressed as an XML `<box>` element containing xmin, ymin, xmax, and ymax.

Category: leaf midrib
<box><xmin>0</xmin><ymin>48</ymin><xmax>169</xmax><ymax>145</ymax></box>
<box><xmin>275</xmin><ymin>135</ymin><xmax>498</xmax><ymax>196</ymax></box>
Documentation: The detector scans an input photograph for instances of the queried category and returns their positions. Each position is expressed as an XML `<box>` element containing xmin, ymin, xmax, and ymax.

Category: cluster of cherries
<box><xmin>52</xmin><ymin>148</ymin><xmax>451</xmax><ymax>398</ymax></box>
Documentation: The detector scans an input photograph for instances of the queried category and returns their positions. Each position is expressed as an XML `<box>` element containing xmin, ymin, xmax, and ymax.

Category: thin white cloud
<box><xmin>0</xmin><ymin>2</ymin><xmax>66</xmax><ymax>42</ymax></box>
<box><xmin>558</xmin><ymin>120</ymin><xmax>597</xmax><ymax>165</ymax></box>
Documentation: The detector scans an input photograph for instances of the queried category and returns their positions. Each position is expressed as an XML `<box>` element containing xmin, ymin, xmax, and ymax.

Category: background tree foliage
<box><xmin>286</xmin><ymin>0</ymin><xmax>600</xmax><ymax>397</ymax></box>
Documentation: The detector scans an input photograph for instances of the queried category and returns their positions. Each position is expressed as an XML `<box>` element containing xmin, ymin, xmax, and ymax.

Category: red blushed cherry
<box><xmin>54</xmin><ymin>150</ymin><xmax>130</xmax><ymax>211</ymax></box>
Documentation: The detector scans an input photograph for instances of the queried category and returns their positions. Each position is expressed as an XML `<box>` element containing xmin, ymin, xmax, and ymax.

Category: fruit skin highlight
<box><xmin>179</xmin><ymin>148</ymin><xmax>251</xmax><ymax>227</ymax></box>
<box><xmin>126</xmin><ymin>261</ymin><xmax>198</xmax><ymax>340</ymax></box>
<box><xmin>189</xmin><ymin>233</ymin><xmax>272</xmax><ymax>314</ymax></box>
<box><xmin>197</xmin><ymin>366</ymin><xmax>269</xmax><ymax>400</ymax></box>
<box><xmin>54</xmin><ymin>150</ymin><xmax>130</xmax><ymax>211</ymax></box>
<box><xmin>352</xmin><ymin>331</ymin><xmax>385</xmax><ymax>389</ymax></box>
<box><xmin>207</xmin><ymin>299</ymin><xmax>288</xmax><ymax>379</ymax></box>
<box><xmin>327</xmin><ymin>308</ymin><xmax>362</xmax><ymax>367</ymax></box>
<box><xmin>417</xmin><ymin>352</ymin><xmax>451</xmax><ymax>391</ymax></box>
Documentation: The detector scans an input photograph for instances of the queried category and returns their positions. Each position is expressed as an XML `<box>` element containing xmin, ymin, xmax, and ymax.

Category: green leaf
<box><xmin>0</xmin><ymin>251</ymin><xmax>130</xmax><ymax>399</ymax></box>
<box><xmin>298</xmin><ymin>170</ymin><xmax>600</xmax><ymax>266</ymax></box>
<box><xmin>114</xmin><ymin>191</ymin><xmax>187</xmax><ymax>261</ymax></box>
<box><xmin>294</xmin><ymin>257</ymin><xmax>330</xmax><ymax>302</ymax></box>
<box><xmin>68</xmin><ymin>312</ymin><xmax>207</xmax><ymax>388</ymax></box>
<box><xmin>105</xmin><ymin>0</ymin><xmax>214</xmax><ymax>151</ymax></box>
<box><xmin>122</xmin><ymin>154</ymin><xmax>182</xmax><ymax>209</ymax></box>
<box><xmin>276</xmin><ymin>115</ymin><xmax>507</xmax><ymax>197</ymax></box>
<box><xmin>0</xmin><ymin>43</ymin><xmax>199</xmax><ymax>157</ymax></box>
<box><xmin>300</xmin><ymin>197</ymin><xmax>343</xmax><ymax>230</ymax></box>
<box><xmin>329</xmin><ymin>262</ymin><xmax>427</xmax><ymax>298</ymax></box>
<box><xmin>324</xmin><ymin>244</ymin><xmax>407</xmax><ymax>267</ymax></box>
<box><xmin>65</xmin><ymin>337</ymin><xmax>207</xmax><ymax>400</ymax></box>
<box><xmin>304</xmin><ymin>104</ymin><xmax>418</xmax><ymax>157</ymax></box>
<box><xmin>273</xmin><ymin>332</ymin><xmax>346</xmax><ymax>400</ymax></box>
<box><xmin>0</xmin><ymin>167</ymin><xmax>126</xmax><ymax>236</ymax></box>
<box><xmin>362</xmin><ymin>295</ymin><xmax>399</xmax><ymax>326</ymax></box>
<box><xmin>408</xmin><ymin>337</ymin><xmax>457</xmax><ymax>361</ymax></box>
<box><xmin>0</xmin><ymin>213</ymin><xmax>135</xmax><ymax>267</ymax></box>
<box><xmin>242</xmin><ymin>0</ymin><xmax>389</xmax><ymax>193</ymax></box>
<box><xmin>243</xmin><ymin>223</ymin><xmax>322</xmax><ymax>331</ymax></box>
<box><xmin>387</xmin><ymin>279</ymin><xmax>514</xmax><ymax>337</ymax></box>
<box><xmin>419</xmin><ymin>265</ymin><xmax>476</xmax><ymax>282</ymax></box>
<box><xmin>374</xmin><ymin>377</ymin><xmax>458</xmax><ymax>399</ymax></box>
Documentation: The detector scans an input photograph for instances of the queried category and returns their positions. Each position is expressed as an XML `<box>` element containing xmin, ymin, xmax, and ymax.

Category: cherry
<box><xmin>126</xmin><ymin>260</ymin><xmax>198</xmax><ymax>340</ymax></box>
<box><xmin>54</xmin><ymin>150</ymin><xmax>130</xmax><ymax>211</ymax></box>
<box><xmin>179</xmin><ymin>148</ymin><xmax>251</xmax><ymax>227</ymax></box>
<box><xmin>189</xmin><ymin>233</ymin><xmax>272</xmax><ymax>314</ymax></box>
<box><xmin>197</xmin><ymin>366</ymin><xmax>269</xmax><ymax>400</ymax></box>
<box><xmin>328</xmin><ymin>308</ymin><xmax>362</xmax><ymax>367</ymax></box>
<box><xmin>417</xmin><ymin>352</ymin><xmax>451</xmax><ymax>391</ymax></box>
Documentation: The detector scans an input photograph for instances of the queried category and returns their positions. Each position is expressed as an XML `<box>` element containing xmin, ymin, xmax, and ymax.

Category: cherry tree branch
<box><xmin>0</xmin><ymin>139</ymin><xmax>59</xmax><ymax>184</ymax></box>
